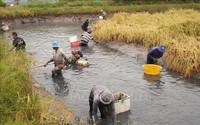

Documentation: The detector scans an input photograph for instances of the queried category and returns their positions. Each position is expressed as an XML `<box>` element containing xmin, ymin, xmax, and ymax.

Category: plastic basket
<box><xmin>69</xmin><ymin>35</ymin><xmax>80</xmax><ymax>47</ymax></box>
<box><xmin>143</xmin><ymin>64</ymin><xmax>162</xmax><ymax>75</ymax></box>
<box><xmin>114</xmin><ymin>92</ymin><xmax>130</xmax><ymax>114</ymax></box>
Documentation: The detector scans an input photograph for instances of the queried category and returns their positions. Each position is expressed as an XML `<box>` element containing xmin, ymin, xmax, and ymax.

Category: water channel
<box><xmin>5</xmin><ymin>22</ymin><xmax>200</xmax><ymax>125</ymax></box>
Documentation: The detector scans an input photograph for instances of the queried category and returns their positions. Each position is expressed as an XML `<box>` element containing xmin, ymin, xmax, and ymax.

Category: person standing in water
<box><xmin>12</xmin><ymin>32</ymin><xmax>26</xmax><ymax>52</ymax></box>
<box><xmin>81</xmin><ymin>19</ymin><xmax>89</xmax><ymax>31</ymax></box>
<box><xmin>79</xmin><ymin>29</ymin><xmax>94</xmax><ymax>46</ymax></box>
<box><xmin>44</xmin><ymin>41</ymin><xmax>68</xmax><ymax>77</ymax></box>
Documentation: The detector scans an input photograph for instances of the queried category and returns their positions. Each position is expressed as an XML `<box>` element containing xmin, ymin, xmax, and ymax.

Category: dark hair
<box><xmin>12</xmin><ymin>32</ymin><xmax>18</xmax><ymax>36</ymax></box>
<box><xmin>78</xmin><ymin>51</ymin><xmax>83</xmax><ymax>58</ymax></box>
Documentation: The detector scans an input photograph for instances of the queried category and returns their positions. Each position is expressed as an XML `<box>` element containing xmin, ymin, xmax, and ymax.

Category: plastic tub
<box><xmin>69</xmin><ymin>35</ymin><xmax>80</xmax><ymax>47</ymax></box>
<box><xmin>143</xmin><ymin>64</ymin><xmax>162</xmax><ymax>75</ymax></box>
<box><xmin>114</xmin><ymin>92</ymin><xmax>130</xmax><ymax>114</ymax></box>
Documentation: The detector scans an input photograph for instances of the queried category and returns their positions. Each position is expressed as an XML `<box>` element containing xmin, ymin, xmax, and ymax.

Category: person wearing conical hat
<box><xmin>89</xmin><ymin>85</ymin><xmax>116</xmax><ymax>124</ymax></box>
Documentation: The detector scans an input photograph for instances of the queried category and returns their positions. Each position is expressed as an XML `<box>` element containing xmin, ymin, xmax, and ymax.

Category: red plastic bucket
<box><xmin>69</xmin><ymin>36</ymin><xmax>80</xmax><ymax>47</ymax></box>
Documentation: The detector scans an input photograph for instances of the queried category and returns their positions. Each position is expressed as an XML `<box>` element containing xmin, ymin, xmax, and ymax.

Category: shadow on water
<box><xmin>52</xmin><ymin>72</ymin><xmax>70</xmax><ymax>97</ymax></box>
<box><xmin>78</xmin><ymin>46</ymin><xmax>95</xmax><ymax>54</ymax></box>
<box><xmin>75</xmin><ymin>111</ymin><xmax>131</xmax><ymax>125</ymax></box>
<box><xmin>143</xmin><ymin>74</ymin><xmax>165</xmax><ymax>89</ymax></box>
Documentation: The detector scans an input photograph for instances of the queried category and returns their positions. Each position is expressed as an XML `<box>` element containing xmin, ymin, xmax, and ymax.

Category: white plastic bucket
<box><xmin>69</xmin><ymin>35</ymin><xmax>80</xmax><ymax>47</ymax></box>
<box><xmin>99</xmin><ymin>16</ymin><xmax>103</xmax><ymax>20</ymax></box>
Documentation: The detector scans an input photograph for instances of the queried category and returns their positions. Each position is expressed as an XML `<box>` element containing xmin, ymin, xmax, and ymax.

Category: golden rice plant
<box><xmin>92</xmin><ymin>9</ymin><xmax>200</xmax><ymax>77</ymax></box>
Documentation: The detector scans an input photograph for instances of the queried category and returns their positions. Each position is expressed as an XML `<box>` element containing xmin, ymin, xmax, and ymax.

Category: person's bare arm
<box><xmin>44</xmin><ymin>58</ymin><xmax>54</xmax><ymax>67</ymax></box>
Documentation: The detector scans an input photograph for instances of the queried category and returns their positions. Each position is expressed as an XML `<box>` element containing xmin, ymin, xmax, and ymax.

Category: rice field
<box><xmin>0</xmin><ymin>2</ymin><xmax>200</xmax><ymax>19</ymax></box>
<box><xmin>92</xmin><ymin>9</ymin><xmax>200</xmax><ymax>77</ymax></box>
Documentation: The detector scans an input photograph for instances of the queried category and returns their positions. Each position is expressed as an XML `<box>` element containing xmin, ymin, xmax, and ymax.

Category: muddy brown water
<box><xmin>4</xmin><ymin>22</ymin><xmax>200</xmax><ymax>125</ymax></box>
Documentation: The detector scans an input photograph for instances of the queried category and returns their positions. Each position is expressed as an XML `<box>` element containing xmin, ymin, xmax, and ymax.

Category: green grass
<box><xmin>0</xmin><ymin>37</ymin><xmax>40</xmax><ymax>124</ymax></box>
<box><xmin>0</xmin><ymin>38</ymin><xmax>73</xmax><ymax>124</ymax></box>
<box><xmin>0</xmin><ymin>1</ymin><xmax>200</xmax><ymax>19</ymax></box>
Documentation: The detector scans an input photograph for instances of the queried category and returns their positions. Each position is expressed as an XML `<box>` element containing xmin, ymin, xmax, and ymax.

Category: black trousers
<box><xmin>80</xmin><ymin>42</ymin><xmax>88</xmax><ymax>46</ymax></box>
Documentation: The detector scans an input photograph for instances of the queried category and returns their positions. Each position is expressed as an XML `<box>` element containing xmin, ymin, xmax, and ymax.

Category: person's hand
<box><xmin>44</xmin><ymin>63</ymin><xmax>47</xmax><ymax>67</ymax></box>
<box><xmin>18</xmin><ymin>40</ymin><xmax>23</xmax><ymax>45</ymax></box>
<box><xmin>153</xmin><ymin>58</ymin><xmax>158</xmax><ymax>63</ymax></box>
<box><xmin>93</xmin><ymin>40</ymin><xmax>99</xmax><ymax>44</ymax></box>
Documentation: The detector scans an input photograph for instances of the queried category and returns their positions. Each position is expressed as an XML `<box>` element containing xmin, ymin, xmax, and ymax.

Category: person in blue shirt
<box><xmin>146</xmin><ymin>45</ymin><xmax>166</xmax><ymax>64</ymax></box>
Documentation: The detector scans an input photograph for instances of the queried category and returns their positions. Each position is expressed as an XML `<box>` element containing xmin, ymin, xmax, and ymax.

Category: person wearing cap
<box><xmin>44</xmin><ymin>41</ymin><xmax>68</xmax><ymax>77</ymax></box>
<box><xmin>64</xmin><ymin>50</ymin><xmax>83</xmax><ymax>67</ymax></box>
<box><xmin>87</xmin><ymin>27</ymin><xmax>92</xmax><ymax>34</ymax></box>
<box><xmin>12</xmin><ymin>32</ymin><xmax>26</xmax><ymax>52</ymax></box>
<box><xmin>146</xmin><ymin>45</ymin><xmax>166</xmax><ymax>64</ymax></box>
<box><xmin>89</xmin><ymin>85</ymin><xmax>116</xmax><ymax>124</ymax></box>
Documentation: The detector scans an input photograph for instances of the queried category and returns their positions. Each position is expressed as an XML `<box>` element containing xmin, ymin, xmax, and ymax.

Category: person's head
<box><xmin>86</xmin><ymin>19</ymin><xmax>89</xmax><ymax>23</ymax></box>
<box><xmin>101</xmin><ymin>10</ymin><xmax>103</xmax><ymax>12</ymax></box>
<box><xmin>87</xmin><ymin>27</ymin><xmax>92</xmax><ymax>34</ymax></box>
<box><xmin>158</xmin><ymin>45</ymin><xmax>166</xmax><ymax>53</ymax></box>
<box><xmin>12</xmin><ymin>32</ymin><xmax>18</xmax><ymax>39</ymax></box>
<box><xmin>99</xmin><ymin>91</ymin><xmax>113</xmax><ymax>105</ymax></box>
<box><xmin>71</xmin><ymin>50</ymin><xmax>83</xmax><ymax>59</ymax></box>
<box><xmin>52</xmin><ymin>41</ymin><xmax>60</xmax><ymax>51</ymax></box>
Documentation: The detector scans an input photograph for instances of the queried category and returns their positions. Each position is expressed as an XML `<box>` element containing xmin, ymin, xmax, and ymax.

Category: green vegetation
<box><xmin>92</xmin><ymin>9</ymin><xmax>200</xmax><ymax>77</ymax></box>
<box><xmin>113</xmin><ymin>0</ymin><xmax>200</xmax><ymax>4</ymax></box>
<box><xmin>0</xmin><ymin>0</ymin><xmax>6</xmax><ymax>7</ymax></box>
<box><xmin>0</xmin><ymin>0</ymin><xmax>200</xmax><ymax>19</ymax></box>
<box><xmin>0</xmin><ymin>38</ymin><xmax>73</xmax><ymax>124</ymax></box>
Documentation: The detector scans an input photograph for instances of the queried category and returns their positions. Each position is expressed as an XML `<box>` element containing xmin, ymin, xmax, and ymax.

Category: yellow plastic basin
<box><xmin>143</xmin><ymin>64</ymin><xmax>162</xmax><ymax>75</ymax></box>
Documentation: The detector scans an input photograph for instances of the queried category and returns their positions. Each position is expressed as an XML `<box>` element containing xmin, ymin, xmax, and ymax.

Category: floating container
<box><xmin>99</xmin><ymin>16</ymin><xmax>103</xmax><ymax>20</ymax></box>
<box><xmin>143</xmin><ymin>64</ymin><xmax>162</xmax><ymax>75</ymax></box>
<box><xmin>76</xmin><ymin>60</ymin><xmax>90</xmax><ymax>67</ymax></box>
<box><xmin>114</xmin><ymin>92</ymin><xmax>130</xmax><ymax>114</ymax></box>
<box><xmin>69</xmin><ymin>35</ymin><xmax>80</xmax><ymax>47</ymax></box>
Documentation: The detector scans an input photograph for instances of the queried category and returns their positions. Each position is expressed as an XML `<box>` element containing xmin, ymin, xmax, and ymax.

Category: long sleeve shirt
<box><xmin>90</xmin><ymin>85</ymin><xmax>116</xmax><ymax>124</ymax></box>
<box><xmin>147</xmin><ymin>47</ymin><xmax>163</xmax><ymax>64</ymax></box>
<box><xmin>12</xmin><ymin>37</ymin><xmax>26</xmax><ymax>51</ymax></box>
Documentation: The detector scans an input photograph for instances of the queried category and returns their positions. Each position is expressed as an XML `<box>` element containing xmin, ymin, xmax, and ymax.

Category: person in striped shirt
<box><xmin>80</xmin><ymin>29</ymin><xmax>94</xmax><ymax>46</ymax></box>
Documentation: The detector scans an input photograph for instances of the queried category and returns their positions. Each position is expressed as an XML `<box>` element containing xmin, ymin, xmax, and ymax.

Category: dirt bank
<box><xmin>3</xmin><ymin>14</ymin><xmax>100</xmax><ymax>29</ymax></box>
